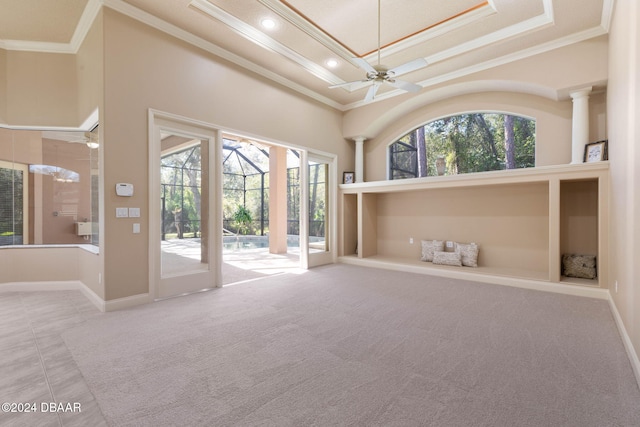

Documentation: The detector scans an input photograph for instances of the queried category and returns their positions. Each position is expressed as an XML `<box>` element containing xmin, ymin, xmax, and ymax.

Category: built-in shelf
<box><xmin>339</xmin><ymin>162</ymin><xmax>609</xmax><ymax>297</ymax></box>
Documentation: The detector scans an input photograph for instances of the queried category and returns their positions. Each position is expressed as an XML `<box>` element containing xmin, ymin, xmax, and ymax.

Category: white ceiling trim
<box><xmin>257</xmin><ymin>0</ymin><xmax>354</xmax><ymax>62</ymax></box>
<box><xmin>0</xmin><ymin>0</ymin><xmax>102</xmax><ymax>54</ymax></box>
<box><xmin>426</xmin><ymin>12</ymin><xmax>553</xmax><ymax>63</ymax></box>
<box><xmin>258</xmin><ymin>0</ymin><xmax>496</xmax><ymax>63</ymax></box>
<box><xmin>600</xmin><ymin>0</ymin><xmax>615</xmax><ymax>31</ymax></box>
<box><xmin>190</xmin><ymin>0</ymin><xmax>343</xmax><ymax>85</ymax></box>
<box><xmin>342</xmin><ymin>24</ymin><xmax>609</xmax><ymax>110</ymax></box>
<box><xmin>334</xmin><ymin>1</ymin><xmax>554</xmax><ymax>93</ymax></box>
<box><xmin>102</xmin><ymin>0</ymin><xmax>345</xmax><ymax>110</ymax></box>
<box><xmin>364</xmin><ymin>4</ymin><xmax>497</xmax><ymax>61</ymax></box>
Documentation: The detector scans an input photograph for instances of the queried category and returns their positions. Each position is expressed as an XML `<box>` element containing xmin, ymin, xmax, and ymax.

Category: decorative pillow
<box><xmin>421</xmin><ymin>240</ymin><xmax>445</xmax><ymax>262</ymax></box>
<box><xmin>432</xmin><ymin>251</ymin><xmax>462</xmax><ymax>267</ymax></box>
<box><xmin>455</xmin><ymin>242</ymin><xmax>479</xmax><ymax>267</ymax></box>
<box><xmin>562</xmin><ymin>254</ymin><xmax>597</xmax><ymax>279</ymax></box>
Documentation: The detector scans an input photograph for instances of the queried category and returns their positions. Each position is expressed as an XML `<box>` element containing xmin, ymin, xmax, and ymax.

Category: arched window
<box><xmin>388</xmin><ymin>113</ymin><xmax>535</xmax><ymax>180</ymax></box>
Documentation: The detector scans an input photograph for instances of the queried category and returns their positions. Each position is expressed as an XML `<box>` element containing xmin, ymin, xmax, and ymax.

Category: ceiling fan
<box><xmin>329</xmin><ymin>0</ymin><xmax>428</xmax><ymax>102</ymax></box>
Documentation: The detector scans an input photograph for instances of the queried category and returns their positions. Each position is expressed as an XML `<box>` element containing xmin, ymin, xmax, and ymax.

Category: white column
<box><xmin>353</xmin><ymin>136</ymin><xmax>366</xmax><ymax>183</ymax></box>
<box><xmin>570</xmin><ymin>87</ymin><xmax>592</xmax><ymax>164</ymax></box>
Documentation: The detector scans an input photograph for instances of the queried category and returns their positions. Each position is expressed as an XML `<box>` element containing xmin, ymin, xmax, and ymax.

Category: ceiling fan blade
<box><xmin>388</xmin><ymin>79</ymin><xmax>422</xmax><ymax>93</ymax></box>
<box><xmin>353</xmin><ymin>57</ymin><xmax>377</xmax><ymax>74</ymax></box>
<box><xmin>364</xmin><ymin>83</ymin><xmax>380</xmax><ymax>102</ymax></box>
<box><xmin>388</xmin><ymin>58</ymin><xmax>428</xmax><ymax>77</ymax></box>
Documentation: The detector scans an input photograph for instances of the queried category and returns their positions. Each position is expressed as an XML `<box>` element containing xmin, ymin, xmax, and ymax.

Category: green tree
<box><xmin>390</xmin><ymin>113</ymin><xmax>535</xmax><ymax>179</ymax></box>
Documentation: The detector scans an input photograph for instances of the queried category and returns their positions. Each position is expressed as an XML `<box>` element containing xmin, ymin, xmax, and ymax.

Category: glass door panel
<box><xmin>158</xmin><ymin>132</ymin><xmax>212</xmax><ymax>298</ymax></box>
<box><xmin>306</xmin><ymin>154</ymin><xmax>334</xmax><ymax>268</ymax></box>
<box><xmin>308</xmin><ymin>161</ymin><xmax>328</xmax><ymax>253</ymax></box>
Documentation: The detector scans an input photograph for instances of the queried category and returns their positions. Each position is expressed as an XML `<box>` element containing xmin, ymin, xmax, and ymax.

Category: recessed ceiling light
<box><xmin>261</xmin><ymin>18</ymin><xmax>276</xmax><ymax>29</ymax></box>
<box><xmin>326</xmin><ymin>59</ymin><xmax>338</xmax><ymax>68</ymax></box>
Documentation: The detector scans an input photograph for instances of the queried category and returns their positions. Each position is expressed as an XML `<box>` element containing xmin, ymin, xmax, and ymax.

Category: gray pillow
<box><xmin>432</xmin><ymin>251</ymin><xmax>462</xmax><ymax>267</ymax></box>
<box><xmin>421</xmin><ymin>240</ymin><xmax>445</xmax><ymax>262</ymax></box>
<box><xmin>562</xmin><ymin>254</ymin><xmax>596</xmax><ymax>279</ymax></box>
<box><xmin>455</xmin><ymin>242</ymin><xmax>479</xmax><ymax>267</ymax></box>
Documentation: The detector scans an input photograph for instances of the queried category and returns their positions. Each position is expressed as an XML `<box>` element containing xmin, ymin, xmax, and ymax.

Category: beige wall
<box><xmin>4</xmin><ymin>51</ymin><xmax>77</xmax><ymax>126</ymax></box>
<box><xmin>76</xmin><ymin>10</ymin><xmax>104</xmax><ymax>125</ymax></box>
<box><xmin>376</xmin><ymin>183</ymin><xmax>550</xmax><ymax>275</ymax></box>
<box><xmin>0</xmin><ymin>247</ymin><xmax>79</xmax><ymax>283</ymax></box>
<box><xmin>40</xmin><ymin>139</ymin><xmax>92</xmax><ymax>244</ymax></box>
<box><xmin>608</xmin><ymin>0</ymin><xmax>640</xmax><ymax>362</ymax></box>
<box><xmin>101</xmin><ymin>9</ymin><xmax>348</xmax><ymax>300</ymax></box>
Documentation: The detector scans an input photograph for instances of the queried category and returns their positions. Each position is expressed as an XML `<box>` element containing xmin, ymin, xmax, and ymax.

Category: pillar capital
<box><xmin>352</xmin><ymin>136</ymin><xmax>367</xmax><ymax>144</ymax></box>
<box><xmin>570</xmin><ymin>87</ymin><xmax>593</xmax><ymax>100</ymax></box>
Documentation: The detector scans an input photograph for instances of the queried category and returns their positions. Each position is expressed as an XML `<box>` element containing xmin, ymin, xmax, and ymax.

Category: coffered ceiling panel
<box><xmin>0</xmin><ymin>0</ymin><xmax>612</xmax><ymax>109</ymax></box>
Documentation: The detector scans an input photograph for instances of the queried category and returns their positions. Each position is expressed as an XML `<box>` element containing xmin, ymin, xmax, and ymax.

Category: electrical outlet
<box><xmin>409</xmin><ymin>237</ymin><xmax>414</xmax><ymax>244</ymax></box>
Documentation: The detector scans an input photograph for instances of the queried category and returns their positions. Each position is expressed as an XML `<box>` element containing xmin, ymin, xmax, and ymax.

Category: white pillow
<box><xmin>455</xmin><ymin>242</ymin><xmax>479</xmax><ymax>267</ymax></box>
<box><xmin>432</xmin><ymin>251</ymin><xmax>462</xmax><ymax>267</ymax></box>
<box><xmin>421</xmin><ymin>240</ymin><xmax>445</xmax><ymax>262</ymax></box>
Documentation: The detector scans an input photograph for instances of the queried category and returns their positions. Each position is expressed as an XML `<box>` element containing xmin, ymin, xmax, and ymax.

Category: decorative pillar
<box><xmin>570</xmin><ymin>87</ymin><xmax>592</xmax><ymax>164</ymax></box>
<box><xmin>268</xmin><ymin>146</ymin><xmax>288</xmax><ymax>254</ymax></box>
<box><xmin>353</xmin><ymin>136</ymin><xmax>366</xmax><ymax>183</ymax></box>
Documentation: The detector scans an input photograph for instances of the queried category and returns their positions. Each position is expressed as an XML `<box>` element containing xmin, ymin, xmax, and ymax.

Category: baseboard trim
<box><xmin>339</xmin><ymin>256</ymin><xmax>609</xmax><ymax>300</ymax></box>
<box><xmin>104</xmin><ymin>293</ymin><xmax>151</xmax><ymax>312</ymax></box>
<box><xmin>608</xmin><ymin>295</ymin><xmax>640</xmax><ymax>389</ymax></box>
<box><xmin>77</xmin><ymin>283</ymin><xmax>106</xmax><ymax>312</ymax></box>
<box><xmin>0</xmin><ymin>280</ymin><xmax>108</xmax><ymax>312</ymax></box>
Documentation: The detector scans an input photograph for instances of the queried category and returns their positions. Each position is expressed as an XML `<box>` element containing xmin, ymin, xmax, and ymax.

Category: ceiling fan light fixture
<box><xmin>327</xmin><ymin>0</ymin><xmax>427</xmax><ymax>102</ymax></box>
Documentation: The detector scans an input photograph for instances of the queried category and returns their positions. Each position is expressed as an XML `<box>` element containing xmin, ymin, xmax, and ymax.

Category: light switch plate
<box><xmin>129</xmin><ymin>207</ymin><xmax>140</xmax><ymax>218</ymax></box>
<box><xmin>133</xmin><ymin>223</ymin><xmax>141</xmax><ymax>234</ymax></box>
<box><xmin>116</xmin><ymin>207</ymin><xmax>128</xmax><ymax>218</ymax></box>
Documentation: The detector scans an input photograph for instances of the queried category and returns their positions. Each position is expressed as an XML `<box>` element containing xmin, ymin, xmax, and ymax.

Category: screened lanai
<box><xmin>160</xmin><ymin>136</ymin><xmax>327</xmax><ymax>285</ymax></box>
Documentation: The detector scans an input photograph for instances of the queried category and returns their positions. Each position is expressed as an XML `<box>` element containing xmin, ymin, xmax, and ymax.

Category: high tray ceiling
<box><xmin>0</xmin><ymin>0</ymin><xmax>612</xmax><ymax>110</ymax></box>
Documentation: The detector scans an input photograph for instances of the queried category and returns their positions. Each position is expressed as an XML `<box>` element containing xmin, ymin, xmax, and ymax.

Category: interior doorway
<box><xmin>149</xmin><ymin>111</ymin><xmax>222</xmax><ymax>300</ymax></box>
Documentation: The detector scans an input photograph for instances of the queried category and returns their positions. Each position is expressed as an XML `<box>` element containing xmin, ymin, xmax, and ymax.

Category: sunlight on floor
<box><xmin>224</xmin><ymin>247</ymin><xmax>305</xmax><ymax>276</ymax></box>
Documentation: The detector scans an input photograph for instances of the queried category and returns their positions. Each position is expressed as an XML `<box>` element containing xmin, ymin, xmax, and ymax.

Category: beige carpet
<box><xmin>62</xmin><ymin>264</ymin><xmax>640</xmax><ymax>426</ymax></box>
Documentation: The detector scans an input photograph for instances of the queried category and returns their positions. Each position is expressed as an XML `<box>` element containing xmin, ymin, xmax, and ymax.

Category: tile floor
<box><xmin>0</xmin><ymin>290</ymin><xmax>107</xmax><ymax>427</ymax></box>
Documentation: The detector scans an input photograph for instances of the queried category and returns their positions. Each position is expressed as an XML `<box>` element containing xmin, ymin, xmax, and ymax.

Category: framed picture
<box><xmin>343</xmin><ymin>171</ymin><xmax>355</xmax><ymax>184</ymax></box>
<box><xmin>584</xmin><ymin>140</ymin><xmax>608</xmax><ymax>163</ymax></box>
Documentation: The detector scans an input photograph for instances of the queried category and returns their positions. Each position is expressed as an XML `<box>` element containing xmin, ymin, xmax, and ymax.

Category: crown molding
<box><xmin>600</xmin><ymin>0</ymin><xmax>615</xmax><ymax>31</ymax></box>
<box><xmin>190</xmin><ymin>0</ymin><xmax>343</xmax><ymax>86</ymax></box>
<box><xmin>0</xmin><ymin>0</ymin><xmax>102</xmax><ymax>54</ymax></box>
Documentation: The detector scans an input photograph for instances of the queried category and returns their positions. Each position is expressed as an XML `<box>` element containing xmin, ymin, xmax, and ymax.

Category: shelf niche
<box><xmin>339</xmin><ymin>162</ymin><xmax>609</xmax><ymax>293</ymax></box>
<box><xmin>559</xmin><ymin>179</ymin><xmax>599</xmax><ymax>285</ymax></box>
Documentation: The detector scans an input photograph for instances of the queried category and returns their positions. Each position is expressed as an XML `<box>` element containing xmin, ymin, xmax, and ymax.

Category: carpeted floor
<box><xmin>61</xmin><ymin>264</ymin><xmax>640</xmax><ymax>426</ymax></box>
